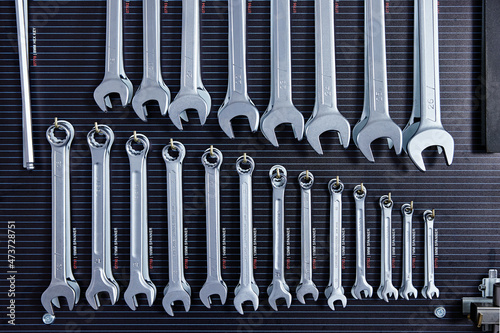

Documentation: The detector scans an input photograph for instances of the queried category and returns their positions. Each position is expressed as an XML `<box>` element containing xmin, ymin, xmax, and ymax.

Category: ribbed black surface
<box><xmin>0</xmin><ymin>0</ymin><xmax>491</xmax><ymax>332</ymax></box>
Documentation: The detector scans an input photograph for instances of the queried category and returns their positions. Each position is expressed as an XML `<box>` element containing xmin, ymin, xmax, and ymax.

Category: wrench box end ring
<box><xmin>380</xmin><ymin>195</ymin><xmax>393</xmax><ymax>209</ymax></box>
<box><xmin>126</xmin><ymin>134</ymin><xmax>149</xmax><ymax>157</ymax></box>
<box><xmin>163</xmin><ymin>141</ymin><xmax>185</xmax><ymax>163</ymax></box>
<box><xmin>298</xmin><ymin>171</ymin><xmax>314</xmax><ymax>189</ymax></box>
<box><xmin>87</xmin><ymin>125</ymin><xmax>114</xmax><ymax>150</ymax></box>
<box><xmin>353</xmin><ymin>185</ymin><xmax>366</xmax><ymax>200</ymax></box>
<box><xmin>328</xmin><ymin>178</ymin><xmax>344</xmax><ymax>194</ymax></box>
<box><xmin>236</xmin><ymin>155</ymin><xmax>254</xmax><ymax>174</ymax></box>
<box><xmin>269</xmin><ymin>165</ymin><xmax>287</xmax><ymax>188</ymax></box>
<box><xmin>202</xmin><ymin>147</ymin><xmax>222</xmax><ymax>168</ymax></box>
<box><xmin>46</xmin><ymin>120</ymin><xmax>74</xmax><ymax>147</ymax></box>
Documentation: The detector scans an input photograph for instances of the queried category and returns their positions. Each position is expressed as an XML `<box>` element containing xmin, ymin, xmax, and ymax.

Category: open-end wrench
<box><xmin>168</xmin><ymin>0</ymin><xmax>211</xmax><ymax>129</ymax></box>
<box><xmin>351</xmin><ymin>184</ymin><xmax>373</xmax><ymax>299</ymax></box>
<box><xmin>234</xmin><ymin>155</ymin><xmax>259</xmax><ymax>315</ymax></box>
<box><xmin>85</xmin><ymin>124</ymin><xmax>120</xmax><ymax>310</ymax></box>
<box><xmin>325</xmin><ymin>178</ymin><xmax>347</xmax><ymax>310</ymax></box>
<box><xmin>422</xmin><ymin>210</ymin><xmax>439</xmax><ymax>299</ymax></box>
<box><xmin>15</xmin><ymin>0</ymin><xmax>34</xmax><ymax>170</ymax></box>
<box><xmin>199</xmin><ymin>147</ymin><xmax>228</xmax><ymax>308</ymax></box>
<box><xmin>218</xmin><ymin>0</ymin><xmax>259</xmax><ymax>138</ymax></box>
<box><xmin>162</xmin><ymin>141</ymin><xmax>191</xmax><ymax>316</ymax></box>
<box><xmin>406</xmin><ymin>0</ymin><xmax>454</xmax><ymax>171</ymax></box>
<box><xmin>305</xmin><ymin>0</ymin><xmax>350</xmax><ymax>154</ymax></box>
<box><xmin>377</xmin><ymin>194</ymin><xmax>398</xmax><ymax>302</ymax></box>
<box><xmin>94</xmin><ymin>0</ymin><xmax>133</xmax><ymax>111</ymax></box>
<box><xmin>42</xmin><ymin>120</ymin><xmax>80</xmax><ymax>316</ymax></box>
<box><xmin>296</xmin><ymin>171</ymin><xmax>319</xmax><ymax>304</ymax></box>
<box><xmin>124</xmin><ymin>133</ymin><xmax>157</xmax><ymax>310</ymax></box>
<box><xmin>132</xmin><ymin>0</ymin><xmax>171</xmax><ymax>121</ymax></box>
<box><xmin>353</xmin><ymin>0</ymin><xmax>402</xmax><ymax>162</ymax></box>
<box><xmin>400</xmin><ymin>203</ymin><xmax>418</xmax><ymax>300</ymax></box>
<box><xmin>260</xmin><ymin>0</ymin><xmax>304</xmax><ymax>147</ymax></box>
<box><xmin>267</xmin><ymin>165</ymin><xmax>292</xmax><ymax>311</ymax></box>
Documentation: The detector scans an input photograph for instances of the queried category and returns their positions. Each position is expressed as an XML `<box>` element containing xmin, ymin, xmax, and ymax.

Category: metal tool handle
<box><xmin>227</xmin><ymin>0</ymin><xmax>249</xmax><ymax>99</ymax></box>
<box><xmin>142</xmin><ymin>0</ymin><xmax>162</xmax><ymax>82</ymax></box>
<box><xmin>424</xmin><ymin>211</ymin><xmax>435</xmax><ymax>285</ymax></box>
<box><xmin>202</xmin><ymin>148</ymin><xmax>223</xmax><ymax>281</ymax></box>
<box><xmin>402</xmin><ymin>204</ymin><xmax>413</xmax><ymax>284</ymax></box>
<box><xmin>180</xmin><ymin>0</ymin><xmax>201</xmax><ymax>91</ymax></box>
<box><xmin>104</xmin><ymin>0</ymin><xmax>125</xmax><ymax>76</ymax></box>
<box><xmin>354</xmin><ymin>186</ymin><xmax>367</xmax><ymax>278</ymax></box>
<box><xmin>299</xmin><ymin>171</ymin><xmax>314</xmax><ymax>282</ymax></box>
<box><xmin>380</xmin><ymin>196</ymin><xmax>393</xmax><ymax>283</ymax></box>
<box><xmin>329</xmin><ymin>181</ymin><xmax>343</xmax><ymax>290</ymax></box>
<box><xmin>270</xmin><ymin>166</ymin><xmax>287</xmax><ymax>280</ymax></box>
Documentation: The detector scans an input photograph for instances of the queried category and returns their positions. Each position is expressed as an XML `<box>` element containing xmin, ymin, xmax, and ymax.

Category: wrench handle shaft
<box><xmin>403</xmin><ymin>213</ymin><xmax>413</xmax><ymax>283</ymax></box>
<box><xmin>227</xmin><ymin>0</ymin><xmax>249</xmax><ymax>98</ymax></box>
<box><xmin>354</xmin><ymin>199</ymin><xmax>367</xmax><ymax>278</ymax></box>
<box><xmin>425</xmin><ymin>217</ymin><xmax>435</xmax><ymax>283</ymax></box>
<box><xmin>142</xmin><ymin>0</ymin><xmax>162</xmax><ymax>81</ymax></box>
<box><xmin>381</xmin><ymin>206</ymin><xmax>393</xmax><ymax>282</ymax></box>
<box><xmin>272</xmin><ymin>186</ymin><xmax>286</xmax><ymax>277</ymax></box>
<box><xmin>167</xmin><ymin>164</ymin><xmax>185</xmax><ymax>285</ymax></box>
<box><xmin>129</xmin><ymin>160</ymin><xmax>148</xmax><ymax>271</ymax></box>
<box><xmin>239</xmin><ymin>173</ymin><xmax>254</xmax><ymax>286</ymax></box>
<box><xmin>205</xmin><ymin>166</ymin><xmax>222</xmax><ymax>279</ymax></box>
<box><xmin>300</xmin><ymin>188</ymin><xmax>314</xmax><ymax>281</ymax></box>
<box><xmin>330</xmin><ymin>192</ymin><xmax>342</xmax><ymax>290</ymax></box>
<box><xmin>105</xmin><ymin>0</ymin><xmax>125</xmax><ymax>76</ymax></box>
<box><xmin>180</xmin><ymin>0</ymin><xmax>201</xmax><ymax>91</ymax></box>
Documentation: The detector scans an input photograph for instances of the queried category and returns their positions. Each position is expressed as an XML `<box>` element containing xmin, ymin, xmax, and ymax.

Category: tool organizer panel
<box><xmin>1</xmin><ymin>0</ymin><xmax>496</xmax><ymax>332</ymax></box>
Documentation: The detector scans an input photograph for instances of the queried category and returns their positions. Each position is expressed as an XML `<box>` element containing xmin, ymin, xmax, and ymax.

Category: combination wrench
<box><xmin>132</xmin><ymin>0</ymin><xmax>171</xmax><ymax>121</ymax></box>
<box><xmin>41</xmin><ymin>120</ymin><xmax>80</xmax><ymax>316</ymax></box>
<box><xmin>267</xmin><ymin>165</ymin><xmax>292</xmax><ymax>311</ymax></box>
<box><xmin>400</xmin><ymin>203</ymin><xmax>418</xmax><ymax>300</ymax></box>
<box><xmin>85</xmin><ymin>124</ymin><xmax>120</xmax><ymax>309</ymax></box>
<box><xmin>168</xmin><ymin>0</ymin><xmax>211</xmax><ymax>130</ymax></box>
<box><xmin>260</xmin><ymin>0</ymin><xmax>304</xmax><ymax>147</ymax></box>
<box><xmin>124</xmin><ymin>133</ymin><xmax>157</xmax><ymax>310</ymax></box>
<box><xmin>325</xmin><ymin>178</ymin><xmax>347</xmax><ymax>310</ymax></box>
<box><xmin>422</xmin><ymin>210</ymin><xmax>439</xmax><ymax>299</ymax></box>
<box><xmin>353</xmin><ymin>0</ymin><xmax>402</xmax><ymax>162</ymax></box>
<box><xmin>233</xmin><ymin>154</ymin><xmax>259</xmax><ymax>315</ymax></box>
<box><xmin>199</xmin><ymin>147</ymin><xmax>228</xmax><ymax>308</ymax></box>
<box><xmin>296</xmin><ymin>171</ymin><xmax>319</xmax><ymax>304</ymax></box>
<box><xmin>94</xmin><ymin>0</ymin><xmax>133</xmax><ymax>111</ymax></box>
<box><xmin>351</xmin><ymin>184</ymin><xmax>373</xmax><ymax>299</ymax></box>
<box><xmin>305</xmin><ymin>0</ymin><xmax>350</xmax><ymax>154</ymax></box>
<box><xmin>162</xmin><ymin>141</ymin><xmax>191</xmax><ymax>316</ymax></box>
<box><xmin>377</xmin><ymin>194</ymin><xmax>398</xmax><ymax>302</ymax></box>
<box><xmin>218</xmin><ymin>0</ymin><xmax>259</xmax><ymax>138</ymax></box>
<box><xmin>15</xmin><ymin>0</ymin><xmax>34</xmax><ymax>170</ymax></box>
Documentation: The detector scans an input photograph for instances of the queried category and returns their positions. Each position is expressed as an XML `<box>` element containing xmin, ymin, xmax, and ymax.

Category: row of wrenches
<box><xmin>41</xmin><ymin>119</ymin><xmax>439</xmax><ymax>323</ymax></box>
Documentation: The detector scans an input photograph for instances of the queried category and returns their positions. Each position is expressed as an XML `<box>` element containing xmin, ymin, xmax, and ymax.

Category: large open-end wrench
<box><xmin>296</xmin><ymin>171</ymin><xmax>319</xmax><ymax>304</ymax></box>
<box><xmin>353</xmin><ymin>0</ymin><xmax>402</xmax><ymax>162</ymax></box>
<box><xmin>15</xmin><ymin>0</ymin><xmax>34</xmax><ymax>170</ymax></box>
<box><xmin>305</xmin><ymin>0</ymin><xmax>350</xmax><ymax>154</ymax></box>
<box><xmin>234</xmin><ymin>155</ymin><xmax>259</xmax><ymax>315</ymax></box>
<box><xmin>168</xmin><ymin>0</ymin><xmax>211</xmax><ymax>129</ymax></box>
<box><xmin>400</xmin><ymin>203</ymin><xmax>418</xmax><ymax>300</ymax></box>
<box><xmin>260</xmin><ymin>0</ymin><xmax>304</xmax><ymax>147</ymax></box>
<box><xmin>351</xmin><ymin>184</ymin><xmax>373</xmax><ymax>299</ymax></box>
<box><xmin>267</xmin><ymin>165</ymin><xmax>292</xmax><ymax>311</ymax></box>
<box><xmin>406</xmin><ymin>0</ymin><xmax>454</xmax><ymax>171</ymax></box>
<box><xmin>325</xmin><ymin>178</ymin><xmax>347</xmax><ymax>310</ymax></box>
<box><xmin>42</xmin><ymin>120</ymin><xmax>80</xmax><ymax>316</ymax></box>
<box><xmin>162</xmin><ymin>141</ymin><xmax>191</xmax><ymax>316</ymax></box>
<box><xmin>199</xmin><ymin>147</ymin><xmax>228</xmax><ymax>308</ymax></box>
<box><xmin>124</xmin><ymin>133</ymin><xmax>157</xmax><ymax>310</ymax></box>
<box><xmin>132</xmin><ymin>0</ymin><xmax>171</xmax><ymax>121</ymax></box>
<box><xmin>422</xmin><ymin>210</ymin><xmax>439</xmax><ymax>299</ymax></box>
<box><xmin>217</xmin><ymin>0</ymin><xmax>259</xmax><ymax>138</ymax></box>
<box><xmin>85</xmin><ymin>124</ymin><xmax>120</xmax><ymax>310</ymax></box>
<box><xmin>377</xmin><ymin>194</ymin><xmax>398</xmax><ymax>302</ymax></box>
<box><xmin>94</xmin><ymin>0</ymin><xmax>133</xmax><ymax>111</ymax></box>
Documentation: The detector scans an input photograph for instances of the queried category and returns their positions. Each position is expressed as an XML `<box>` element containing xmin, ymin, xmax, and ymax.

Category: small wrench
<box><xmin>42</xmin><ymin>119</ymin><xmax>80</xmax><ymax>316</ymax></box>
<box><xmin>162</xmin><ymin>141</ymin><xmax>191</xmax><ymax>316</ymax></box>
<box><xmin>260</xmin><ymin>0</ymin><xmax>304</xmax><ymax>147</ymax></box>
<box><xmin>296</xmin><ymin>171</ymin><xmax>319</xmax><ymax>304</ymax></box>
<box><xmin>85</xmin><ymin>124</ymin><xmax>120</xmax><ymax>309</ymax></box>
<box><xmin>325</xmin><ymin>178</ymin><xmax>347</xmax><ymax>310</ymax></box>
<box><xmin>422</xmin><ymin>210</ymin><xmax>439</xmax><ymax>299</ymax></box>
<box><xmin>132</xmin><ymin>0</ymin><xmax>171</xmax><ymax>121</ymax></box>
<box><xmin>234</xmin><ymin>155</ymin><xmax>259</xmax><ymax>315</ymax></box>
<box><xmin>353</xmin><ymin>0</ymin><xmax>402</xmax><ymax>162</ymax></box>
<box><xmin>218</xmin><ymin>0</ymin><xmax>259</xmax><ymax>138</ymax></box>
<box><xmin>351</xmin><ymin>184</ymin><xmax>373</xmax><ymax>299</ymax></box>
<box><xmin>399</xmin><ymin>203</ymin><xmax>418</xmax><ymax>300</ymax></box>
<box><xmin>124</xmin><ymin>133</ymin><xmax>157</xmax><ymax>310</ymax></box>
<box><xmin>168</xmin><ymin>0</ymin><xmax>211</xmax><ymax>129</ymax></box>
<box><xmin>267</xmin><ymin>165</ymin><xmax>292</xmax><ymax>311</ymax></box>
<box><xmin>94</xmin><ymin>0</ymin><xmax>133</xmax><ymax>111</ymax></box>
<box><xmin>305</xmin><ymin>0</ymin><xmax>350</xmax><ymax>154</ymax></box>
<box><xmin>199</xmin><ymin>147</ymin><xmax>228</xmax><ymax>308</ymax></box>
<box><xmin>377</xmin><ymin>194</ymin><xmax>398</xmax><ymax>302</ymax></box>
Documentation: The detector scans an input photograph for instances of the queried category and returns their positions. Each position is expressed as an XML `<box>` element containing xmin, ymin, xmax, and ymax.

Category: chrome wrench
<box><xmin>325</xmin><ymin>178</ymin><xmax>347</xmax><ymax>310</ymax></box>
<box><xmin>233</xmin><ymin>154</ymin><xmax>259</xmax><ymax>315</ymax></box>
<box><xmin>422</xmin><ymin>210</ymin><xmax>439</xmax><ymax>299</ymax></box>
<box><xmin>400</xmin><ymin>203</ymin><xmax>418</xmax><ymax>300</ymax></box>
<box><xmin>162</xmin><ymin>141</ymin><xmax>191</xmax><ymax>316</ymax></box>
<box><xmin>124</xmin><ymin>133</ymin><xmax>157</xmax><ymax>310</ymax></box>
<box><xmin>267</xmin><ymin>165</ymin><xmax>292</xmax><ymax>311</ymax></box>
<box><xmin>85</xmin><ymin>124</ymin><xmax>120</xmax><ymax>309</ymax></box>
<box><xmin>377</xmin><ymin>194</ymin><xmax>398</xmax><ymax>302</ymax></box>
<box><xmin>351</xmin><ymin>184</ymin><xmax>373</xmax><ymax>299</ymax></box>
<box><xmin>199</xmin><ymin>147</ymin><xmax>228</xmax><ymax>308</ymax></box>
<box><xmin>296</xmin><ymin>171</ymin><xmax>319</xmax><ymax>304</ymax></box>
<box><xmin>41</xmin><ymin>119</ymin><xmax>80</xmax><ymax>316</ymax></box>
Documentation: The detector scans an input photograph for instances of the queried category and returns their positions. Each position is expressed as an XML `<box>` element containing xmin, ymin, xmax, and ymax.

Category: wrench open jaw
<box><xmin>305</xmin><ymin>112</ymin><xmax>351</xmax><ymax>154</ymax></box>
<box><xmin>168</xmin><ymin>91</ymin><xmax>211</xmax><ymax>130</ymax></box>
<box><xmin>132</xmin><ymin>83</ymin><xmax>171</xmax><ymax>122</ymax></box>
<box><xmin>218</xmin><ymin>101</ymin><xmax>259</xmax><ymax>139</ymax></box>
<box><xmin>41</xmin><ymin>283</ymin><xmax>78</xmax><ymax>316</ymax></box>
<box><xmin>325</xmin><ymin>287</ymin><xmax>347</xmax><ymax>310</ymax></box>
<box><xmin>124</xmin><ymin>274</ymin><xmax>157</xmax><ymax>310</ymax></box>
<box><xmin>94</xmin><ymin>77</ymin><xmax>133</xmax><ymax>112</ymax></box>
<box><xmin>260</xmin><ymin>106</ymin><xmax>304</xmax><ymax>147</ymax></box>
<box><xmin>268</xmin><ymin>281</ymin><xmax>292</xmax><ymax>311</ymax></box>
<box><xmin>199</xmin><ymin>278</ymin><xmax>228</xmax><ymax>309</ymax></box>
<box><xmin>355</xmin><ymin>120</ymin><xmax>403</xmax><ymax>163</ymax></box>
<box><xmin>85</xmin><ymin>271</ymin><xmax>120</xmax><ymax>310</ymax></box>
<box><xmin>234</xmin><ymin>284</ymin><xmax>260</xmax><ymax>315</ymax></box>
<box><xmin>162</xmin><ymin>284</ymin><xmax>192</xmax><ymax>316</ymax></box>
<box><xmin>296</xmin><ymin>281</ymin><xmax>320</xmax><ymax>304</ymax></box>
<box><xmin>406</xmin><ymin>128</ymin><xmax>454</xmax><ymax>172</ymax></box>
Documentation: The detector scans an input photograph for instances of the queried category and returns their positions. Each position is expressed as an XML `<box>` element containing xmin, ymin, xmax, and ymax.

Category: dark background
<box><xmin>0</xmin><ymin>0</ymin><xmax>494</xmax><ymax>332</ymax></box>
